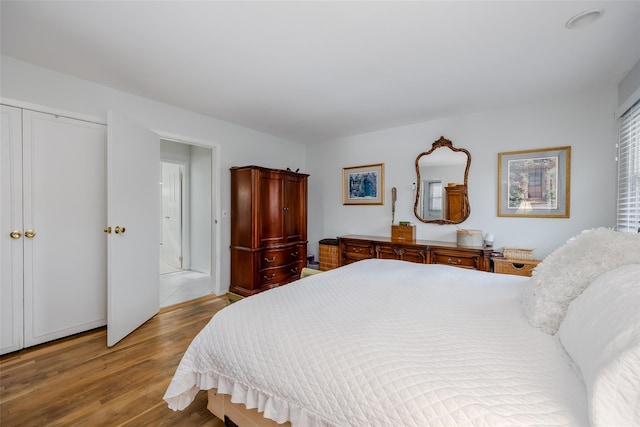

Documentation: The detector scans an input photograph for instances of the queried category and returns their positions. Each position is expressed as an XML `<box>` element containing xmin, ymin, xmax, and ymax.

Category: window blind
<box><xmin>617</xmin><ymin>99</ymin><xmax>640</xmax><ymax>232</ymax></box>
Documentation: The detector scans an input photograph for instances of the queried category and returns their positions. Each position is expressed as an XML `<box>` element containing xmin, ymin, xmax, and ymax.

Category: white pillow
<box><xmin>521</xmin><ymin>228</ymin><xmax>640</xmax><ymax>334</ymax></box>
<box><xmin>558</xmin><ymin>264</ymin><xmax>640</xmax><ymax>427</ymax></box>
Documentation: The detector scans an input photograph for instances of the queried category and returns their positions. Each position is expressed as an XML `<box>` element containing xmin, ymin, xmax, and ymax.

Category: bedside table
<box><xmin>493</xmin><ymin>258</ymin><xmax>540</xmax><ymax>277</ymax></box>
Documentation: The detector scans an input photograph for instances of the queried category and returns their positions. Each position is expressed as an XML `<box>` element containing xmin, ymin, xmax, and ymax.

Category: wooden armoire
<box><xmin>230</xmin><ymin>166</ymin><xmax>309</xmax><ymax>296</ymax></box>
<box><xmin>445</xmin><ymin>184</ymin><xmax>468</xmax><ymax>222</ymax></box>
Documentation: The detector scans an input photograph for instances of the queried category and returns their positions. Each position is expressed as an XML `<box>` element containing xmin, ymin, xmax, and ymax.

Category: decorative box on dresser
<box><xmin>229</xmin><ymin>166</ymin><xmax>309</xmax><ymax>297</ymax></box>
<box><xmin>338</xmin><ymin>235</ymin><xmax>492</xmax><ymax>271</ymax></box>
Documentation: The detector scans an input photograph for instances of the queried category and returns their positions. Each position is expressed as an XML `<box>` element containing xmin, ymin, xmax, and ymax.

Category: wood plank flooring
<box><xmin>0</xmin><ymin>295</ymin><xmax>228</xmax><ymax>427</ymax></box>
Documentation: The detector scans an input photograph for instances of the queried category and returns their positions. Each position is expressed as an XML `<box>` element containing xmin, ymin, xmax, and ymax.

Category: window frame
<box><xmin>616</xmin><ymin>99</ymin><xmax>640</xmax><ymax>233</ymax></box>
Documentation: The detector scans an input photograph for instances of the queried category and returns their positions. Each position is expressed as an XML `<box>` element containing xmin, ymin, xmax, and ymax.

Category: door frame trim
<box><xmin>1</xmin><ymin>97</ymin><xmax>106</xmax><ymax>125</ymax></box>
<box><xmin>154</xmin><ymin>130</ymin><xmax>221</xmax><ymax>297</ymax></box>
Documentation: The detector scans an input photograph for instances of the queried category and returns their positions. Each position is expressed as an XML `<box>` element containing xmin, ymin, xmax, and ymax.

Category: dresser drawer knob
<box><xmin>264</xmin><ymin>256</ymin><xmax>276</xmax><ymax>263</ymax></box>
<box><xmin>447</xmin><ymin>258</ymin><xmax>462</xmax><ymax>265</ymax></box>
<box><xmin>291</xmin><ymin>252</ymin><xmax>298</xmax><ymax>258</ymax></box>
<box><xmin>263</xmin><ymin>273</ymin><xmax>275</xmax><ymax>281</ymax></box>
<box><xmin>290</xmin><ymin>266</ymin><xmax>298</xmax><ymax>274</ymax></box>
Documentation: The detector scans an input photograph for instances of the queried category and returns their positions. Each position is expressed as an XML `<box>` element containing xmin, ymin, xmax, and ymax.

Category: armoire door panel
<box><xmin>1</xmin><ymin>105</ymin><xmax>24</xmax><ymax>355</ymax></box>
<box><xmin>230</xmin><ymin>167</ymin><xmax>254</xmax><ymax>248</ymax></box>
<box><xmin>22</xmin><ymin>110</ymin><xmax>108</xmax><ymax>347</ymax></box>
<box><xmin>283</xmin><ymin>175</ymin><xmax>306</xmax><ymax>243</ymax></box>
<box><xmin>258</xmin><ymin>172</ymin><xmax>285</xmax><ymax>246</ymax></box>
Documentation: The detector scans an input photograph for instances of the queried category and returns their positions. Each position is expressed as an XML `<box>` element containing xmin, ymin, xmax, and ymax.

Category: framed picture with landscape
<box><xmin>342</xmin><ymin>163</ymin><xmax>384</xmax><ymax>205</ymax></box>
<box><xmin>498</xmin><ymin>146</ymin><xmax>570</xmax><ymax>218</ymax></box>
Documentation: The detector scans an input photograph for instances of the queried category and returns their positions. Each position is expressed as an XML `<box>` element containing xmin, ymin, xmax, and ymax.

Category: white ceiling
<box><xmin>2</xmin><ymin>1</ymin><xmax>639</xmax><ymax>144</ymax></box>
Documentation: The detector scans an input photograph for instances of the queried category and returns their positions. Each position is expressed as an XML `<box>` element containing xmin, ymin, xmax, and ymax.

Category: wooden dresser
<box><xmin>338</xmin><ymin>235</ymin><xmax>492</xmax><ymax>271</ymax></box>
<box><xmin>230</xmin><ymin>166</ymin><xmax>309</xmax><ymax>296</ymax></box>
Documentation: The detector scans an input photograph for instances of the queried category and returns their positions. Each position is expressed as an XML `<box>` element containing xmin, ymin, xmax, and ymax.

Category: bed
<box><xmin>164</xmin><ymin>228</ymin><xmax>640</xmax><ymax>427</ymax></box>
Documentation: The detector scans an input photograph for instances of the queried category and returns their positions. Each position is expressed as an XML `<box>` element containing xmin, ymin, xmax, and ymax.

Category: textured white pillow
<box><xmin>521</xmin><ymin>228</ymin><xmax>640</xmax><ymax>334</ymax></box>
<box><xmin>558</xmin><ymin>264</ymin><xmax>640</xmax><ymax>427</ymax></box>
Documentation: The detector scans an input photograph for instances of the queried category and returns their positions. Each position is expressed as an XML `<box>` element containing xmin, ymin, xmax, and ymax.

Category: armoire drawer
<box><xmin>260</xmin><ymin>245</ymin><xmax>305</xmax><ymax>269</ymax></box>
<box><xmin>259</xmin><ymin>262</ymin><xmax>304</xmax><ymax>287</ymax></box>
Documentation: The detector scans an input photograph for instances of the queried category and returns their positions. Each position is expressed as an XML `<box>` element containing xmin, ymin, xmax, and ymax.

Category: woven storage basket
<box><xmin>319</xmin><ymin>239</ymin><xmax>340</xmax><ymax>271</ymax></box>
<box><xmin>502</xmin><ymin>247</ymin><xmax>534</xmax><ymax>260</ymax></box>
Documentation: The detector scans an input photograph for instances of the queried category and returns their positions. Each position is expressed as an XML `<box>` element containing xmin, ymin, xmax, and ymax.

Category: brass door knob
<box><xmin>24</xmin><ymin>230</ymin><xmax>36</xmax><ymax>238</ymax></box>
<box><xmin>114</xmin><ymin>226</ymin><xmax>126</xmax><ymax>234</ymax></box>
<box><xmin>10</xmin><ymin>230</ymin><xmax>22</xmax><ymax>239</ymax></box>
<box><xmin>104</xmin><ymin>226</ymin><xmax>112</xmax><ymax>234</ymax></box>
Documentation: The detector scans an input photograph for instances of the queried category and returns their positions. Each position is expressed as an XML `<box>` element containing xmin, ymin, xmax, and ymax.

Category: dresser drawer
<box><xmin>431</xmin><ymin>249</ymin><xmax>479</xmax><ymax>269</ymax></box>
<box><xmin>260</xmin><ymin>245</ymin><xmax>304</xmax><ymax>269</ymax></box>
<box><xmin>341</xmin><ymin>240</ymin><xmax>375</xmax><ymax>264</ymax></box>
<box><xmin>338</xmin><ymin>236</ymin><xmax>492</xmax><ymax>272</ymax></box>
<box><xmin>375</xmin><ymin>243</ymin><xmax>427</xmax><ymax>263</ymax></box>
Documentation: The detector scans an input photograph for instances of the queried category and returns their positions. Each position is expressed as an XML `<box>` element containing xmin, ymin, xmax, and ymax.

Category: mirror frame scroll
<box><xmin>414</xmin><ymin>136</ymin><xmax>471</xmax><ymax>225</ymax></box>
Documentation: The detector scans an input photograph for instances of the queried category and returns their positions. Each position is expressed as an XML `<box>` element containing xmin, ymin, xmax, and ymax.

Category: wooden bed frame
<box><xmin>207</xmin><ymin>389</ymin><xmax>292</xmax><ymax>427</ymax></box>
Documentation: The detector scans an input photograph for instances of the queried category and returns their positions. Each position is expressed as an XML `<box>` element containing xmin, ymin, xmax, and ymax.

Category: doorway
<box><xmin>159</xmin><ymin>139</ymin><xmax>214</xmax><ymax>307</ymax></box>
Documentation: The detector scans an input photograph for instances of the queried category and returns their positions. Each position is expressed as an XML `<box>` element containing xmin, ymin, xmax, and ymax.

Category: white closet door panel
<box><xmin>22</xmin><ymin>111</ymin><xmax>107</xmax><ymax>347</ymax></box>
<box><xmin>1</xmin><ymin>105</ymin><xmax>24</xmax><ymax>354</ymax></box>
<box><xmin>107</xmin><ymin>111</ymin><xmax>159</xmax><ymax>347</ymax></box>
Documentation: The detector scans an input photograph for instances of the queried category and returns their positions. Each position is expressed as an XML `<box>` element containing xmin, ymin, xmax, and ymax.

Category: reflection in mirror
<box><xmin>414</xmin><ymin>136</ymin><xmax>471</xmax><ymax>225</ymax></box>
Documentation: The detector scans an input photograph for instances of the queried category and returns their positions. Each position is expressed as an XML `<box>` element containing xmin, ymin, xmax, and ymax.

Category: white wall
<box><xmin>190</xmin><ymin>145</ymin><xmax>213</xmax><ymax>273</ymax></box>
<box><xmin>1</xmin><ymin>55</ymin><xmax>307</xmax><ymax>295</ymax></box>
<box><xmin>2</xmin><ymin>55</ymin><xmax>624</xmax><ymax>276</ymax></box>
<box><xmin>306</xmin><ymin>86</ymin><xmax>619</xmax><ymax>261</ymax></box>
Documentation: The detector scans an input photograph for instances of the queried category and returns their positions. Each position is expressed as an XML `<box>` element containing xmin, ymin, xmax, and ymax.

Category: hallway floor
<box><xmin>159</xmin><ymin>270</ymin><xmax>213</xmax><ymax>308</ymax></box>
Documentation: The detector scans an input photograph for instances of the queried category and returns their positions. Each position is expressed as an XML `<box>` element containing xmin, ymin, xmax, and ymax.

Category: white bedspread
<box><xmin>164</xmin><ymin>259</ymin><xmax>589</xmax><ymax>426</ymax></box>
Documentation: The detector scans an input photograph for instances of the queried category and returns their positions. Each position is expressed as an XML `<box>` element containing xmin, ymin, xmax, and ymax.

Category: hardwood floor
<box><xmin>0</xmin><ymin>296</ymin><xmax>228</xmax><ymax>427</ymax></box>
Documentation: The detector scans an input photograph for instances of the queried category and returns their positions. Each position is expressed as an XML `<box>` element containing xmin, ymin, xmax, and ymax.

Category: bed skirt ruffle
<box><xmin>163</xmin><ymin>369</ymin><xmax>334</xmax><ymax>427</ymax></box>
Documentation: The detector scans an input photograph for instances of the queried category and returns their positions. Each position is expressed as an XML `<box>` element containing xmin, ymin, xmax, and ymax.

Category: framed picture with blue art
<box><xmin>342</xmin><ymin>163</ymin><xmax>385</xmax><ymax>205</ymax></box>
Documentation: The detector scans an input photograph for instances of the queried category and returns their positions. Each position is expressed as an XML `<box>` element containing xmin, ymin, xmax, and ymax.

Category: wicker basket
<box><xmin>319</xmin><ymin>239</ymin><xmax>340</xmax><ymax>271</ymax></box>
<box><xmin>502</xmin><ymin>247</ymin><xmax>534</xmax><ymax>260</ymax></box>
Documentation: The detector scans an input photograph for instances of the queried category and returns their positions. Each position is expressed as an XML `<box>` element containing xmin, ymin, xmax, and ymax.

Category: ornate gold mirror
<box><xmin>414</xmin><ymin>136</ymin><xmax>471</xmax><ymax>224</ymax></box>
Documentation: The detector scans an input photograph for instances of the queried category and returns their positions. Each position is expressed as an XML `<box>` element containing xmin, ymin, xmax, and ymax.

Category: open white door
<box><xmin>161</xmin><ymin>162</ymin><xmax>183</xmax><ymax>270</ymax></box>
<box><xmin>107</xmin><ymin>111</ymin><xmax>160</xmax><ymax>347</ymax></box>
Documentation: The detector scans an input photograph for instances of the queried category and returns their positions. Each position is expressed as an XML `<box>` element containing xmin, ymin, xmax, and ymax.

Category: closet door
<box><xmin>22</xmin><ymin>110</ymin><xmax>107</xmax><ymax>347</ymax></box>
<box><xmin>1</xmin><ymin>105</ymin><xmax>24</xmax><ymax>354</ymax></box>
<box><xmin>107</xmin><ymin>112</ymin><xmax>159</xmax><ymax>347</ymax></box>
